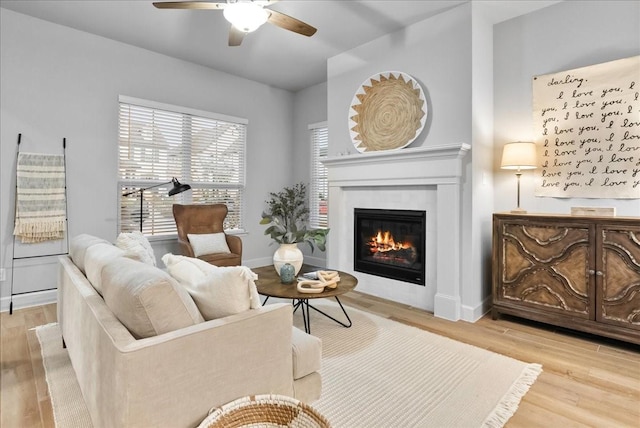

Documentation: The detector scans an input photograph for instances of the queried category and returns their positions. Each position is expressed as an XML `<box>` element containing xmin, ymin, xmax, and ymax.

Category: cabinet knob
<box><xmin>596</xmin><ymin>271</ymin><xmax>604</xmax><ymax>277</ymax></box>
<box><xmin>588</xmin><ymin>269</ymin><xmax>595</xmax><ymax>275</ymax></box>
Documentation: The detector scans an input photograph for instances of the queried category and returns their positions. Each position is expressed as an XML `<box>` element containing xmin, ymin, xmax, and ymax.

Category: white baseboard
<box><xmin>0</xmin><ymin>289</ymin><xmax>57</xmax><ymax>313</ymax></box>
<box><xmin>461</xmin><ymin>296</ymin><xmax>492</xmax><ymax>323</ymax></box>
<box><xmin>433</xmin><ymin>293</ymin><xmax>461</xmax><ymax>321</ymax></box>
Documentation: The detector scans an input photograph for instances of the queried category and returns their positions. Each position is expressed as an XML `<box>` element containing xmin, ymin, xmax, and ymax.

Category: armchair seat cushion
<box><xmin>199</xmin><ymin>252</ymin><xmax>242</xmax><ymax>267</ymax></box>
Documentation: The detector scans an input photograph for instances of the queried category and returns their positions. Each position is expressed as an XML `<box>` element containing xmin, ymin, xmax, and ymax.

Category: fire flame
<box><xmin>368</xmin><ymin>230</ymin><xmax>413</xmax><ymax>253</ymax></box>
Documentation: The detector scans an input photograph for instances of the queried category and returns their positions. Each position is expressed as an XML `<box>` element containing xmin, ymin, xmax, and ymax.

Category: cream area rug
<box><xmin>36</xmin><ymin>303</ymin><xmax>541</xmax><ymax>428</ymax></box>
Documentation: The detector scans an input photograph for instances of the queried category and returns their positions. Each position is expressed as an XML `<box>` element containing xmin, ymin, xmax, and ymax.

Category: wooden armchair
<box><xmin>172</xmin><ymin>204</ymin><xmax>242</xmax><ymax>267</ymax></box>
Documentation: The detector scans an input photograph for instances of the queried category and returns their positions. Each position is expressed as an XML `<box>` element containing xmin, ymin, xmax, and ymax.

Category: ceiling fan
<box><xmin>153</xmin><ymin>0</ymin><xmax>317</xmax><ymax>46</ymax></box>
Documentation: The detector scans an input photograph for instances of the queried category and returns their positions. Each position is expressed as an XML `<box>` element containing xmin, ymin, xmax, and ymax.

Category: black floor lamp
<box><xmin>123</xmin><ymin>178</ymin><xmax>191</xmax><ymax>232</ymax></box>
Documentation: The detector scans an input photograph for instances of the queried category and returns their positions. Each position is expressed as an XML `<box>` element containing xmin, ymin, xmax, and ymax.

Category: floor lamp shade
<box><xmin>168</xmin><ymin>178</ymin><xmax>191</xmax><ymax>196</ymax></box>
<box><xmin>123</xmin><ymin>178</ymin><xmax>191</xmax><ymax>232</ymax></box>
<box><xmin>501</xmin><ymin>142</ymin><xmax>537</xmax><ymax>213</ymax></box>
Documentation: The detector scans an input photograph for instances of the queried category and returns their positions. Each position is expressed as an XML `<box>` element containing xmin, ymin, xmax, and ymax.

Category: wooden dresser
<box><xmin>492</xmin><ymin>213</ymin><xmax>640</xmax><ymax>344</ymax></box>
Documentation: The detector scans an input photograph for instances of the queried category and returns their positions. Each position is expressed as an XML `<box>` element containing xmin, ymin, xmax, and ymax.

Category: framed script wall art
<box><xmin>533</xmin><ymin>55</ymin><xmax>640</xmax><ymax>199</ymax></box>
<box><xmin>349</xmin><ymin>71</ymin><xmax>427</xmax><ymax>153</ymax></box>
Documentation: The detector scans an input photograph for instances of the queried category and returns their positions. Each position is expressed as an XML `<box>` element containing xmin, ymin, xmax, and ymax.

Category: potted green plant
<box><xmin>260</xmin><ymin>182</ymin><xmax>329</xmax><ymax>275</ymax></box>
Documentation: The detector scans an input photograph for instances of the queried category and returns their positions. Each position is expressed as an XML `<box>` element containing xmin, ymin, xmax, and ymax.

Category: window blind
<box><xmin>118</xmin><ymin>97</ymin><xmax>246</xmax><ymax>236</ymax></box>
<box><xmin>309</xmin><ymin>122</ymin><xmax>328</xmax><ymax>229</ymax></box>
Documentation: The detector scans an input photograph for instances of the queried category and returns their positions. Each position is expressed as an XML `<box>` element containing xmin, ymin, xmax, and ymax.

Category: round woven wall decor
<box><xmin>349</xmin><ymin>71</ymin><xmax>427</xmax><ymax>153</ymax></box>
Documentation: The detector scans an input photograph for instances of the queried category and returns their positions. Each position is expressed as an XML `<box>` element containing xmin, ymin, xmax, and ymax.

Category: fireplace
<box><xmin>323</xmin><ymin>144</ymin><xmax>469</xmax><ymax>319</ymax></box>
<box><xmin>354</xmin><ymin>208</ymin><xmax>426</xmax><ymax>285</ymax></box>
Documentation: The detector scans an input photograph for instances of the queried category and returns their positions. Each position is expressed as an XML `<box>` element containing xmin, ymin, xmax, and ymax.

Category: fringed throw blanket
<box><xmin>14</xmin><ymin>152</ymin><xmax>66</xmax><ymax>243</ymax></box>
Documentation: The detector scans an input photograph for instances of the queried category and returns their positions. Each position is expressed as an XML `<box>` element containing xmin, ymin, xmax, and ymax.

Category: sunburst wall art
<box><xmin>349</xmin><ymin>71</ymin><xmax>427</xmax><ymax>153</ymax></box>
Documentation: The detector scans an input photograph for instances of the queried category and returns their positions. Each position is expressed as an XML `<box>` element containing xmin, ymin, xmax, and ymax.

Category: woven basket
<box><xmin>198</xmin><ymin>395</ymin><xmax>330</xmax><ymax>428</ymax></box>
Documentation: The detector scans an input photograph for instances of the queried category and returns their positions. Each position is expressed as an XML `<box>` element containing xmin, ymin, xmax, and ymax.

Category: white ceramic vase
<box><xmin>273</xmin><ymin>243</ymin><xmax>303</xmax><ymax>276</ymax></box>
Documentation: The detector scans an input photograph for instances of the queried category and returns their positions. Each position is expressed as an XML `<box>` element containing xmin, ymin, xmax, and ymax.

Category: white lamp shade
<box><xmin>223</xmin><ymin>2</ymin><xmax>269</xmax><ymax>33</ymax></box>
<box><xmin>501</xmin><ymin>142</ymin><xmax>537</xmax><ymax>170</ymax></box>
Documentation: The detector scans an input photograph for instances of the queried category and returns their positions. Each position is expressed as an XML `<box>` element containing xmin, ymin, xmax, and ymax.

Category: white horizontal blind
<box><xmin>118</xmin><ymin>98</ymin><xmax>246</xmax><ymax>236</ymax></box>
<box><xmin>309</xmin><ymin>122</ymin><xmax>328</xmax><ymax>229</ymax></box>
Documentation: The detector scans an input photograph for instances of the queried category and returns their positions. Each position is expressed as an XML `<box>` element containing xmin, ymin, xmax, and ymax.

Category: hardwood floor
<box><xmin>1</xmin><ymin>294</ymin><xmax>639</xmax><ymax>427</ymax></box>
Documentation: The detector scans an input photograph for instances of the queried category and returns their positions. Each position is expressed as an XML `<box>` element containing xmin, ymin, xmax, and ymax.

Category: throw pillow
<box><xmin>187</xmin><ymin>233</ymin><xmax>231</xmax><ymax>257</ymax></box>
<box><xmin>101</xmin><ymin>257</ymin><xmax>204</xmax><ymax>339</ymax></box>
<box><xmin>182</xmin><ymin>266</ymin><xmax>262</xmax><ymax>320</ymax></box>
<box><xmin>161</xmin><ymin>253</ymin><xmax>216</xmax><ymax>286</ymax></box>
<box><xmin>116</xmin><ymin>231</ymin><xmax>156</xmax><ymax>266</ymax></box>
<box><xmin>84</xmin><ymin>243</ymin><xmax>125</xmax><ymax>295</ymax></box>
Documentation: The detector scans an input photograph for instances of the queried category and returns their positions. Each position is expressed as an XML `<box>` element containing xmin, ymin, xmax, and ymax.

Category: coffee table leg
<box><xmin>292</xmin><ymin>299</ymin><xmax>311</xmax><ymax>334</ymax></box>
<box><xmin>303</xmin><ymin>299</ymin><xmax>311</xmax><ymax>334</ymax></box>
<box><xmin>307</xmin><ymin>297</ymin><xmax>353</xmax><ymax>329</ymax></box>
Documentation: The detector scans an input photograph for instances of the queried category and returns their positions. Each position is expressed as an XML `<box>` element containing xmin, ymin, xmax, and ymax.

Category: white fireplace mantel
<box><xmin>322</xmin><ymin>143</ymin><xmax>470</xmax><ymax>321</ymax></box>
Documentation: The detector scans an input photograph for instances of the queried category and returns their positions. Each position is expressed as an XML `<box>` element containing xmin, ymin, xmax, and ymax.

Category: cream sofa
<box><xmin>57</xmin><ymin>234</ymin><xmax>322</xmax><ymax>428</ymax></box>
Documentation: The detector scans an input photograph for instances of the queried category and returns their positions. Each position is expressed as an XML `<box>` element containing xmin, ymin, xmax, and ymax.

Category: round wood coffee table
<box><xmin>253</xmin><ymin>264</ymin><xmax>357</xmax><ymax>334</ymax></box>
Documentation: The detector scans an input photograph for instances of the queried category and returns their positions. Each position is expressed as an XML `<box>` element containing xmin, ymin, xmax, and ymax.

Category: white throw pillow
<box><xmin>116</xmin><ymin>231</ymin><xmax>156</xmax><ymax>266</ymax></box>
<box><xmin>187</xmin><ymin>233</ymin><xmax>231</xmax><ymax>257</ymax></box>
<box><xmin>181</xmin><ymin>266</ymin><xmax>262</xmax><ymax>320</ymax></box>
<box><xmin>162</xmin><ymin>253</ymin><xmax>216</xmax><ymax>286</ymax></box>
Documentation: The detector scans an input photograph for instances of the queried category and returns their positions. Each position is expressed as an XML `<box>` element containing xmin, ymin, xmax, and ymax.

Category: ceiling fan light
<box><xmin>223</xmin><ymin>2</ymin><xmax>269</xmax><ymax>33</ymax></box>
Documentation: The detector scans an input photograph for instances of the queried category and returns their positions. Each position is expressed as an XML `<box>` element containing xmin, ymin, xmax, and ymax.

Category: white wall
<box><xmin>494</xmin><ymin>0</ymin><xmax>640</xmax><ymax>216</ymax></box>
<box><xmin>327</xmin><ymin>4</ymin><xmax>472</xmax><ymax>158</ymax></box>
<box><xmin>0</xmin><ymin>9</ymin><xmax>296</xmax><ymax>308</ymax></box>
<box><xmin>292</xmin><ymin>81</ymin><xmax>328</xmax><ymax>266</ymax></box>
<box><xmin>465</xmin><ymin>3</ymin><xmax>496</xmax><ymax>320</ymax></box>
<box><xmin>326</xmin><ymin>4</ymin><xmax>476</xmax><ymax>317</ymax></box>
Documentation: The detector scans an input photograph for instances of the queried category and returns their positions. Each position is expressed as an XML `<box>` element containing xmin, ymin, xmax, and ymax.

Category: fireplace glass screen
<box><xmin>354</xmin><ymin>208</ymin><xmax>425</xmax><ymax>285</ymax></box>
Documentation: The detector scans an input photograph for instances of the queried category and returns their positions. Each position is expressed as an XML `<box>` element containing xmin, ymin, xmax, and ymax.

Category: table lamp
<box><xmin>500</xmin><ymin>142</ymin><xmax>537</xmax><ymax>213</ymax></box>
<box><xmin>123</xmin><ymin>178</ymin><xmax>191</xmax><ymax>232</ymax></box>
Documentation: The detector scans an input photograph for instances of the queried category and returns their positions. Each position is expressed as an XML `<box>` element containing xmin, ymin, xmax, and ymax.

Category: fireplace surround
<box><xmin>323</xmin><ymin>143</ymin><xmax>470</xmax><ymax>321</ymax></box>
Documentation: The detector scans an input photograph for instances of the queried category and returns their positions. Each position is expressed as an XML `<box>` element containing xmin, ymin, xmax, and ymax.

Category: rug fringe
<box><xmin>482</xmin><ymin>363</ymin><xmax>543</xmax><ymax>428</ymax></box>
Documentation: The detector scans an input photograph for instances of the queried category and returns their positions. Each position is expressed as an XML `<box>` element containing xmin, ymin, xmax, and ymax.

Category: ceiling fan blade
<box><xmin>228</xmin><ymin>26</ymin><xmax>246</xmax><ymax>46</ymax></box>
<box><xmin>153</xmin><ymin>1</ymin><xmax>226</xmax><ymax>10</ymax></box>
<box><xmin>267</xmin><ymin>9</ymin><xmax>316</xmax><ymax>37</ymax></box>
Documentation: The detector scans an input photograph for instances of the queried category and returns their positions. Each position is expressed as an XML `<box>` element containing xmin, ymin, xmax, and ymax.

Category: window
<box><xmin>118</xmin><ymin>96</ymin><xmax>247</xmax><ymax>236</ymax></box>
<box><xmin>309</xmin><ymin>122</ymin><xmax>328</xmax><ymax>229</ymax></box>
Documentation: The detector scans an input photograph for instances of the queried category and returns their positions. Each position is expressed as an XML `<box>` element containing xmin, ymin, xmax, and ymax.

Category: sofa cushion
<box><xmin>85</xmin><ymin>243</ymin><xmax>125</xmax><ymax>295</ymax></box>
<box><xmin>175</xmin><ymin>265</ymin><xmax>262</xmax><ymax>320</ymax></box>
<box><xmin>162</xmin><ymin>253</ymin><xmax>216</xmax><ymax>285</ymax></box>
<box><xmin>187</xmin><ymin>232</ymin><xmax>231</xmax><ymax>257</ymax></box>
<box><xmin>116</xmin><ymin>231</ymin><xmax>156</xmax><ymax>266</ymax></box>
<box><xmin>291</xmin><ymin>327</ymin><xmax>322</xmax><ymax>380</ymax></box>
<box><xmin>101</xmin><ymin>257</ymin><xmax>204</xmax><ymax>339</ymax></box>
<box><xmin>69</xmin><ymin>234</ymin><xmax>111</xmax><ymax>274</ymax></box>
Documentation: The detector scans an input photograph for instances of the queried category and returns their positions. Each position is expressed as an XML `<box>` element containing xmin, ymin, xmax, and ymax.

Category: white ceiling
<box><xmin>0</xmin><ymin>0</ymin><xmax>561</xmax><ymax>92</ymax></box>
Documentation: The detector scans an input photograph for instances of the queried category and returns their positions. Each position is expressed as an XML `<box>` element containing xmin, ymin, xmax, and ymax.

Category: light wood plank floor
<box><xmin>1</xmin><ymin>293</ymin><xmax>639</xmax><ymax>427</ymax></box>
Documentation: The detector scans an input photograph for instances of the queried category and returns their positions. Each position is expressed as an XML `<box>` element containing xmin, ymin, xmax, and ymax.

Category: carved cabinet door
<box><xmin>597</xmin><ymin>225</ymin><xmax>640</xmax><ymax>330</ymax></box>
<box><xmin>495</xmin><ymin>219</ymin><xmax>593</xmax><ymax>319</ymax></box>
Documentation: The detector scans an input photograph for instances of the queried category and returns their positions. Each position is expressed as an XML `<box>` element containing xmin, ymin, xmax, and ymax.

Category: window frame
<box><xmin>117</xmin><ymin>95</ymin><xmax>248</xmax><ymax>237</ymax></box>
<box><xmin>308</xmin><ymin>121</ymin><xmax>329</xmax><ymax>230</ymax></box>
